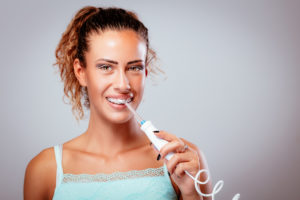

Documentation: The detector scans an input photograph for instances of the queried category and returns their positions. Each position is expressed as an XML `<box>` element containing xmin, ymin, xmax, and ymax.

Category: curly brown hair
<box><xmin>54</xmin><ymin>6</ymin><xmax>159</xmax><ymax>121</ymax></box>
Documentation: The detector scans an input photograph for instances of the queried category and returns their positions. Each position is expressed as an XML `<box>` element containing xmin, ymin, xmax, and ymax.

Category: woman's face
<box><xmin>80</xmin><ymin>29</ymin><xmax>147</xmax><ymax>123</ymax></box>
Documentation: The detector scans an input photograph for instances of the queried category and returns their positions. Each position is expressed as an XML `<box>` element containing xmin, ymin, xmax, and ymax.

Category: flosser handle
<box><xmin>140</xmin><ymin>121</ymin><xmax>174</xmax><ymax>160</ymax></box>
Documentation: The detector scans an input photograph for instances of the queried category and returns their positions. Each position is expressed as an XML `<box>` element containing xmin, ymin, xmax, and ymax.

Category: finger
<box><xmin>173</xmin><ymin>162</ymin><xmax>192</xmax><ymax>178</ymax></box>
<box><xmin>160</xmin><ymin>140</ymin><xmax>185</xmax><ymax>159</ymax></box>
<box><xmin>154</xmin><ymin>130</ymin><xmax>177</xmax><ymax>142</ymax></box>
<box><xmin>166</xmin><ymin>152</ymin><xmax>191</xmax><ymax>174</ymax></box>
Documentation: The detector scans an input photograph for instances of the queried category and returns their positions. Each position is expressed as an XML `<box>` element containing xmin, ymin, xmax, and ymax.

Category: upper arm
<box><xmin>24</xmin><ymin>148</ymin><xmax>56</xmax><ymax>200</ymax></box>
<box><xmin>180</xmin><ymin>138</ymin><xmax>213</xmax><ymax>200</ymax></box>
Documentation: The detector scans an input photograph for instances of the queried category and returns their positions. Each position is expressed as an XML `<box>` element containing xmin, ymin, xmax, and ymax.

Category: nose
<box><xmin>113</xmin><ymin>69</ymin><xmax>131</xmax><ymax>92</ymax></box>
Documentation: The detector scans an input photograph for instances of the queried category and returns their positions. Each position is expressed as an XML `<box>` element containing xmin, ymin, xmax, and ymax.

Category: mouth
<box><xmin>106</xmin><ymin>97</ymin><xmax>133</xmax><ymax>105</ymax></box>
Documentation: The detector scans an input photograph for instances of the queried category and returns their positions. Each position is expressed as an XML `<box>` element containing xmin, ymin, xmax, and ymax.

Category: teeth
<box><xmin>107</xmin><ymin>97</ymin><xmax>132</xmax><ymax>105</ymax></box>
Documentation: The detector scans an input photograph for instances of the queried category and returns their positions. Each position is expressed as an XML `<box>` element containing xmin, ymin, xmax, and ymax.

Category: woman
<box><xmin>24</xmin><ymin>6</ymin><xmax>212</xmax><ymax>200</ymax></box>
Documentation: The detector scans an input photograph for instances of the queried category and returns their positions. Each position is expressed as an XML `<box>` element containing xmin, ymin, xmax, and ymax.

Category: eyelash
<box><xmin>128</xmin><ymin>65</ymin><xmax>144</xmax><ymax>71</ymax></box>
<box><xmin>97</xmin><ymin>64</ymin><xmax>112</xmax><ymax>71</ymax></box>
<box><xmin>97</xmin><ymin>64</ymin><xmax>144</xmax><ymax>72</ymax></box>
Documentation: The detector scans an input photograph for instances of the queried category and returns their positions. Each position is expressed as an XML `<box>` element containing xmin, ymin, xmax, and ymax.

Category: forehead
<box><xmin>86</xmin><ymin>29</ymin><xmax>147</xmax><ymax>62</ymax></box>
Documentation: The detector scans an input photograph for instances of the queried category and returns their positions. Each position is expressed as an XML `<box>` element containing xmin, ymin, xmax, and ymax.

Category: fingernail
<box><xmin>157</xmin><ymin>154</ymin><xmax>161</xmax><ymax>161</ymax></box>
<box><xmin>168</xmin><ymin>171</ymin><xmax>170</xmax><ymax>176</ymax></box>
<box><xmin>153</xmin><ymin>130</ymin><xmax>160</xmax><ymax>133</ymax></box>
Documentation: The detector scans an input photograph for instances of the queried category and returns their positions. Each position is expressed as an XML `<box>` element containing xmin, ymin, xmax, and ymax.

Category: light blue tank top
<box><xmin>52</xmin><ymin>144</ymin><xmax>179</xmax><ymax>200</ymax></box>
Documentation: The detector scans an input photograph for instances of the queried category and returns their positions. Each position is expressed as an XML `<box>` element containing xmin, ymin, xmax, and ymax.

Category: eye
<box><xmin>97</xmin><ymin>64</ymin><xmax>112</xmax><ymax>71</ymax></box>
<box><xmin>128</xmin><ymin>65</ymin><xmax>144</xmax><ymax>72</ymax></box>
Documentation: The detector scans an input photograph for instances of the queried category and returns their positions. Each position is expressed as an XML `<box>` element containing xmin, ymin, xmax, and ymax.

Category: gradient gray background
<box><xmin>0</xmin><ymin>0</ymin><xmax>299</xmax><ymax>199</ymax></box>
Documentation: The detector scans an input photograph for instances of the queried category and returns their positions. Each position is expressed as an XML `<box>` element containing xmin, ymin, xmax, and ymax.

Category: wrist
<box><xmin>181</xmin><ymin>193</ymin><xmax>202</xmax><ymax>200</ymax></box>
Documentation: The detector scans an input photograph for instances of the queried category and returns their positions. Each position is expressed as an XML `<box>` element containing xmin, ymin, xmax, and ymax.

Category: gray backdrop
<box><xmin>0</xmin><ymin>0</ymin><xmax>299</xmax><ymax>199</ymax></box>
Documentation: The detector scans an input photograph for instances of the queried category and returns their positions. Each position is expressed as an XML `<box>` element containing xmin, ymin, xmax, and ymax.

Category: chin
<box><xmin>106</xmin><ymin>112</ymin><xmax>133</xmax><ymax>124</ymax></box>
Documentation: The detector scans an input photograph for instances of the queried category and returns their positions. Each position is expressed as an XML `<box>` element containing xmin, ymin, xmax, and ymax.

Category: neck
<box><xmin>82</xmin><ymin>108</ymin><xmax>147</xmax><ymax>157</ymax></box>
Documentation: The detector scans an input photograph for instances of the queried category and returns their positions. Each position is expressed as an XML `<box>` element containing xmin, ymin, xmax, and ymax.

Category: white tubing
<box><xmin>184</xmin><ymin>169</ymin><xmax>240</xmax><ymax>200</ymax></box>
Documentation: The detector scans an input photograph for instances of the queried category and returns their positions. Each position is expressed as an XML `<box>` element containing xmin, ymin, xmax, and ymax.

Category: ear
<box><xmin>73</xmin><ymin>58</ymin><xmax>87</xmax><ymax>87</ymax></box>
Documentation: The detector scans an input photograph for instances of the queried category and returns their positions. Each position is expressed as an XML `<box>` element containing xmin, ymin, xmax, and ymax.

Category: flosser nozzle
<box><xmin>125</xmin><ymin>102</ymin><xmax>145</xmax><ymax>125</ymax></box>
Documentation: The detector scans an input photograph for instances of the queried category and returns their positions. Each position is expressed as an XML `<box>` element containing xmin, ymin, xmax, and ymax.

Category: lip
<box><xmin>106</xmin><ymin>100</ymin><xmax>128</xmax><ymax>110</ymax></box>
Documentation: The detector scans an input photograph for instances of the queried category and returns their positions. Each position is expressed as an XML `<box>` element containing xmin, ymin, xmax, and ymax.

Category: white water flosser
<box><xmin>125</xmin><ymin>102</ymin><xmax>240</xmax><ymax>200</ymax></box>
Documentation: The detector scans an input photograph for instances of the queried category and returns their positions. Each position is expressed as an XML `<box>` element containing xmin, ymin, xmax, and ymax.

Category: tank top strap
<box><xmin>53</xmin><ymin>144</ymin><xmax>63</xmax><ymax>187</ymax></box>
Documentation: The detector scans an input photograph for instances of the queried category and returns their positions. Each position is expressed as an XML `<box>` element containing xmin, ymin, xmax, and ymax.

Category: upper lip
<box><xmin>106</xmin><ymin>94</ymin><xmax>133</xmax><ymax>99</ymax></box>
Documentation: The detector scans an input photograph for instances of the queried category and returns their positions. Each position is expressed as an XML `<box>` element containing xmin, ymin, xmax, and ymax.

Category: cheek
<box><xmin>86</xmin><ymin>73</ymin><xmax>110</xmax><ymax>99</ymax></box>
<box><xmin>130</xmin><ymin>76</ymin><xmax>145</xmax><ymax>95</ymax></box>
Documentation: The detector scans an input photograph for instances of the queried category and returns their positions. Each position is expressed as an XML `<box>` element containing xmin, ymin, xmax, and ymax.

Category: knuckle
<box><xmin>175</xmin><ymin>164</ymin><xmax>184</xmax><ymax>177</ymax></box>
<box><xmin>192</xmin><ymin>160</ymin><xmax>200</xmax><ymax>169</ymax></box>
<box><xmin>172</xmin><ymin>140</ymin><xmax>179</xmax><ymax>145</ymax></box>
<box><xmin>177</xmin><ymin>163</ymin><xmax>183</xmax><ymax>171</ymax></box>
<box><xmin>176</xmin><ymin>140</ymin><xmax>183</xmax><ymax>146</ymax></box>
<box><xmin>173</xmin><ymin>153</ymin><xmax>180</xmax><ymax>161</ymax></box>
<box><xmin>160</xmin><ymin>145</ymin><xmax>167</xmax><ymax>154</ymax></box>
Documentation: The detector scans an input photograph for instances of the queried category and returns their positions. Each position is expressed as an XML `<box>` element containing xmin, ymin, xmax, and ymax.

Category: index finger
<box><xmin>154</xmin><ymin>130</ymin><xmax>178</xmax><ymax>142</ymax></box>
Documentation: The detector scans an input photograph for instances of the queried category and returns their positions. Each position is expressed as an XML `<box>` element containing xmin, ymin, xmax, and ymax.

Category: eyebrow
<box><xmin>96</xmin><ymin>58</ymin><xmax>143</xmax><ymax>65</ymax></box>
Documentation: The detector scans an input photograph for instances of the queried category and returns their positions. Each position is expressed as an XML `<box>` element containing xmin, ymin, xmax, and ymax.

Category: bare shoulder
<box><xmin>24</xmin><ymin>147</ymin><xmax>57</xmax><ymax>200</ymax></box>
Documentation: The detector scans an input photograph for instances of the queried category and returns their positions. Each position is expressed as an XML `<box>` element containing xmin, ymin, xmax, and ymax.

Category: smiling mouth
<box><xmin>106</xmin><ymin>97</ymin><xmax>133</xmax><ymax>105</ymax></box>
